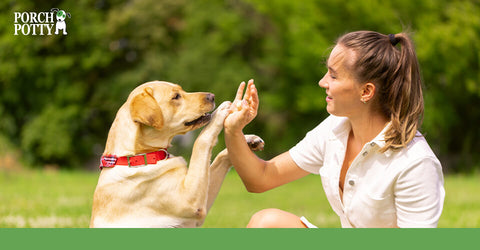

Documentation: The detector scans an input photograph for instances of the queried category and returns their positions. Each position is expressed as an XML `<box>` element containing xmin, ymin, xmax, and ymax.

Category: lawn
<box><xmin>0</xmin><ymin>169</ymin><xmax>478</xmax><ymax>228</ymax></box>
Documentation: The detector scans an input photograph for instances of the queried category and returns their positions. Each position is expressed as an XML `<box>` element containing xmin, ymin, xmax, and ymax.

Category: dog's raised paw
<box><xmin>217</xmin><ymin>101</ymin><xmax>232</xmax><ymax>113</ymax></box>
<box><xmin>245</xmin><ymin>134</ymin><xmax>265</xmax><ymax>151</ymax></box>
<box><xmin>210</xmin><ymin>101</ymin><xmax>231</xmax><ymax>125</ymax></box>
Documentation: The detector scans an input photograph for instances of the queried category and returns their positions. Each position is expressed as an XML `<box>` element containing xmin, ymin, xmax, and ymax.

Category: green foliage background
<box><xmin>1</xmin><ymin>0</ymin><xmax>479</xmax><ymax>172</ymax></box>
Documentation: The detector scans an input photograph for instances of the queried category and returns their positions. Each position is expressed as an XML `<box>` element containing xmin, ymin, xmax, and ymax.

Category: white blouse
<box><xmin>289</xmin><ymin>115</ymin><xmax>445</xmax><ymax>228</ymax></box>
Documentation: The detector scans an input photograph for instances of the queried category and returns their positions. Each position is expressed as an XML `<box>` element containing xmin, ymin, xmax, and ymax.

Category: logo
<box><xmin>14</xmin><ymin>8</ymin><xmax>71</xmax><ymax>36</ymax></box>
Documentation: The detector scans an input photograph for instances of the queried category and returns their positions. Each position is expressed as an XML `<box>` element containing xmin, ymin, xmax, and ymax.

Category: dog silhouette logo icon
<box><xmin>50</xmin><ymin>8</ymin><xmax>71</xmax><ymax>35</ymax></box>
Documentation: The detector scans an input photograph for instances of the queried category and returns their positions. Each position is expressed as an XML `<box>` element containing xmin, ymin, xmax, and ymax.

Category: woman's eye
<box><xmin>172</xmin><ymin>93</ymin><xmax>181</xmax><ymax>100</ymax></box>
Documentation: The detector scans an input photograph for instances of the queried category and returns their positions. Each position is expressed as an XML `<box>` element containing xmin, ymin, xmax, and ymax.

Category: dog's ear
<box><xmin>130</xmin><ymin>87</ymin><xmax>164</xmax><ymax>129</ymax></box>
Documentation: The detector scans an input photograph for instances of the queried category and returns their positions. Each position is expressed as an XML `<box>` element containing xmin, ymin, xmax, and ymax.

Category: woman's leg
<box><xmin>247</xmin><ymin>208</ymin><xmax>308</xmax><ymax>228</ymax></box>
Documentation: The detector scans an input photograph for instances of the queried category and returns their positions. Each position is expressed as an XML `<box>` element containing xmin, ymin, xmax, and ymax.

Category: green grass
<box><xmin>438</xmin><ymin>174</ymin><xmax>480</xmax><ymax>228</ymax></box>
<box><xmin>0</xmin><ymin>169</ymin><xmax>478</xmax><ymax>228</ymax></box>
<box><xmin>204</xmin><ymin>171</ymin><xmax>338</xmax><ymax>228</ymax></box>
<box><xmin>0</xmin><ymin>170</ymin><xmax>98</xmax><ymax>227</ymax></box>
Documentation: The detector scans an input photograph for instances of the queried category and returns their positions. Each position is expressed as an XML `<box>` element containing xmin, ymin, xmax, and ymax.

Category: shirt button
<box><xmin>370</xmin><ymin>142</ymin><xmax>376</xmax><ymax>147</ymax></box>
<box><xmin>348</xmin><ymin>180</ymin><xmax>355</xmax><ymax>186</ymax></box>
<box><xmin>362</xmin><ymin>151</ymin><xmax>368</xmax><ymax>157</ymax></box>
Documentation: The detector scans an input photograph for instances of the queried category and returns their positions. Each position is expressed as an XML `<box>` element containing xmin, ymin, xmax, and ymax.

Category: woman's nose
<box><xmin>318</xmin><ymin>76</ymin><xmax>328</xmax><ymax>89</ymax></box>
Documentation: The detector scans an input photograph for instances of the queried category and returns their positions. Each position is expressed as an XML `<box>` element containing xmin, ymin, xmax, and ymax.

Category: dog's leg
<box><xmin>204</xmin><ymin>148</ymin><xmax>230</xmax><ymax>214</ymax></box>
<box><xmin>201</xmin><ymin>135</ymin><xmax>265</xmax><ymax>223</ymax></box>
<box><xmin>179</xmin><ymin>101</ymin><xmax>231</xmax><ymax>223</ymax></box>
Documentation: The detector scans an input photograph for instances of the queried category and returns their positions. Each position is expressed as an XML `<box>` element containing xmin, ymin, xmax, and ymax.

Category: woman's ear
<box><xmin>360</xmin><ymin>82</ymin><xmax>376</xmax><ymax>103</ymax></box>
<box><xmin>130</xmin><ymin>87</ymin><xmax>164</xmax><ymax>129</ymax></box>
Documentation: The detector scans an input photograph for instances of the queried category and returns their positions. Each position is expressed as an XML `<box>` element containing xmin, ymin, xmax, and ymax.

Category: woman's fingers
<box><xmin>235</xmin><ymin>81</ymin><xmax>246</xmax><ymax>102</ymax></box>
<box><xmin>250</xmin><ymin>83</ymin><xmax>259</xmax><ymax>112</ymax></box>
<box><xmin>229</xmin><ymin>81</ymin><xmax>246</xmax><ymax>113</ymax></box>
<box><xmin>244</xmin><ymin>79</ymin><xmax>258</xmax><ymax>112</ymax></box>
<box><xmin>225</xmin><ymin>79</ymin><xmax>259</xmax><ymax>131</ymax></box>
<box><xmin>230</xmin><ymin>79</ymin><xmax>258</xmax><ymax>114</ymax></box>
<box><xmin>244</xmin><ymin>79</ymin><xmax>254</xmax><ymax>102</ymax></box>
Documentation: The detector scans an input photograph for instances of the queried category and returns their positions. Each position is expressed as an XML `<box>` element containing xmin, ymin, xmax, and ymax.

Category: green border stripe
<box><xmin>0</xmin><ymin>228</ymin><xmax>478</xmax><ymax>249</ymax></box>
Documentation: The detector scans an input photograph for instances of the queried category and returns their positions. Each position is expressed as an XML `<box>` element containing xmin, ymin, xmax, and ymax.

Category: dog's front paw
<box><xmin>210</xmin><ymin>101</ymin><xmax>231</xmax><ymax>127</ymax></box>
<box><xmin>198</xmin><ymin>101</ymin><xmax>231</xmax><ymax>144</ymax></box>
<box><xmin>201</xmin><ymin>101</ymin><xmax>231</xmax><ymax>138</ymax></box>
<box><xmin>245</xmin><ymin>134</ymin><xmax>265</xmax><ymax>151</ymax></box>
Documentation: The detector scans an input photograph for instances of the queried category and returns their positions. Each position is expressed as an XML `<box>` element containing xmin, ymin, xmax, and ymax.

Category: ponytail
<box><xmin>337</xmin><ymin>31</ymin><xmax>424</xmax><ymax>152</ymax></box>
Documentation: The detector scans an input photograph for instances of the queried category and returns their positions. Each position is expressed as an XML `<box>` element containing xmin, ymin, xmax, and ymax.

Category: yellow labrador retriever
<box><xmin>90</xmin><ymin>81</ymin><xmax>263</xmax><ymax>228</ymax></box>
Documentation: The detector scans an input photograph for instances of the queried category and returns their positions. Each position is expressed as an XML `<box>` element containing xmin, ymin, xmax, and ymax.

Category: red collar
<box><xmin>100</xmin><ymin>149</ymin><xmax>169</xmax><ymax>169</ymax></box>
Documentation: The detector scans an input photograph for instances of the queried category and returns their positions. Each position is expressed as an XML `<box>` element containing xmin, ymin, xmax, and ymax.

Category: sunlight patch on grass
<box><xmin>2</xmin><ymin>215</ymin><xmax>90</xmax><ymax>228</ymax></box>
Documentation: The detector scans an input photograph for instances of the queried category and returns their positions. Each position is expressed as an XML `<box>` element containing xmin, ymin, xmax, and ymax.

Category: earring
<box><xmin>361</xmin><ymin>99</ymin><xmax>367</xmax><ymax>104</ymax></box>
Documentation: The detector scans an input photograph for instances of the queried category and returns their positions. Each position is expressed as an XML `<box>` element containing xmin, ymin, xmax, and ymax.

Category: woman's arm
<box><xmin>224</xmin><ymin>80</ymin><xmax>309</xmax><ymax>193</ymax></box>
<box><xmin>394</xmin><ymin>157</ymin><xmax>445</xmax><ymax>227</ymax></box>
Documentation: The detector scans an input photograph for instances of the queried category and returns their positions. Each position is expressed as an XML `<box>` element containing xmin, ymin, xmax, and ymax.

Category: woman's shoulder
<box><xmin>397</xmin><ymin>131</ymin><xmax>441</xmax><ymax>168</ymax></box>
<box><xmin>408</xmin><ymin>132</ymin><xmax>438</xmax><ymax>156</ymax></box>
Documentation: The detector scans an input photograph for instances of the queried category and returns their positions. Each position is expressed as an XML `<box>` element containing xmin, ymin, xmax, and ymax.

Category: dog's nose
<box><xmin>206</xmin><ymin>93</ymin><xmax>215</xmax><ymax>103</ymax></box>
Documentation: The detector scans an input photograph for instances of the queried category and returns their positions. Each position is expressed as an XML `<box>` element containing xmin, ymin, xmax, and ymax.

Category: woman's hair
<box><xmin>337</xmin><ymin>31</ymin><xmax>424</xmax><ymax>152</ymax></box>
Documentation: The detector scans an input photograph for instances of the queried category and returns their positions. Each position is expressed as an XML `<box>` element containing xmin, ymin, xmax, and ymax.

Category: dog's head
<box><xmin>128</xmin><ymin>81</ymin><xmax>215</xmax><ymax>135</ymax></box>
<box><xmin>51</xmin><ymin>9</ymin><xmax>70</xmax><ymax>21</ymax></box>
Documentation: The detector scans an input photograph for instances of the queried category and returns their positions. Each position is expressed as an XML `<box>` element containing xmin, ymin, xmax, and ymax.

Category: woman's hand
<box><xmin>225</xmin><ymin>79</ymin><xmax>259</xmax><ymax>134</ymax></box>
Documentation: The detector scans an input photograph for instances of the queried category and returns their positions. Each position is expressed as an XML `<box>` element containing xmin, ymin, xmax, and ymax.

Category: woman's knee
<box><xmin>248</xmin><ymin>208</ymin><xmax>282</xmax><ymax>228</ymax></box>
<box><xmin>247</xmin><ymin>208</ymin><xmax>305</xmax><ymax>228</ymax></box>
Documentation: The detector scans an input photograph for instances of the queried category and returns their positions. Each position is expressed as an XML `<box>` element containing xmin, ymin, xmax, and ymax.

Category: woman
<box><xmin>224</xmin><ymin>31</ymin><xmax>445</xmax><ymax>228</ymax></box>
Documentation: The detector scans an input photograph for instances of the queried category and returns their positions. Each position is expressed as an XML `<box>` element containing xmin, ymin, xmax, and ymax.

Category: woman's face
<box><xmin>319</xmin><ymin>45</ymin><xmax>364</xmax><ymax>117</ymax></box>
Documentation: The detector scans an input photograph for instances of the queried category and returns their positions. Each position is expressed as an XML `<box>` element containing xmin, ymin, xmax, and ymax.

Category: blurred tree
<box><xmin>415</xmin><ymin>0</ymin><xmax>480</xmax><ymax>172</ymax></box>
<box><xmin>0</xmin><ymin>0</ymin><xmax>478</xmax><ymax>172</ymax></box>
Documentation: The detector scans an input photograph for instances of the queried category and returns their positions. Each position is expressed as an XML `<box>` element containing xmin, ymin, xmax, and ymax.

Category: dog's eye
<box><xmin>172</xmin><ymin>93</ymin><xmax>181</xmax><ymax>100</ymax></box>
